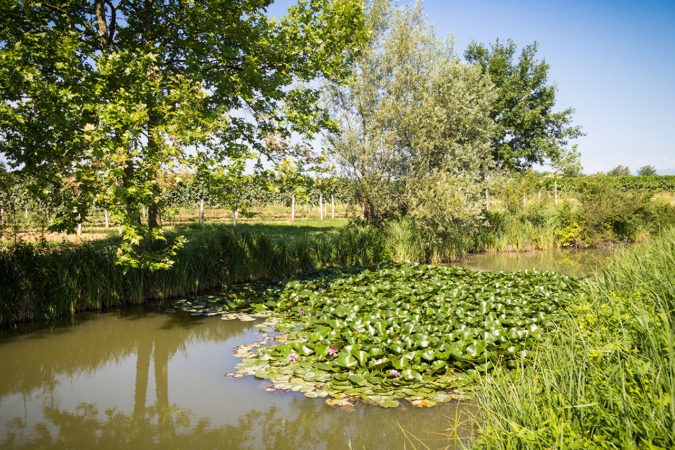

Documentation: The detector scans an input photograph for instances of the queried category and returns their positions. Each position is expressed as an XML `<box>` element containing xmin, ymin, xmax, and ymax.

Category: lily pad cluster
<box><xmin>175</xmin><ymin>263</ymin><xmax>581</xmax><ymax>407</ymax></box>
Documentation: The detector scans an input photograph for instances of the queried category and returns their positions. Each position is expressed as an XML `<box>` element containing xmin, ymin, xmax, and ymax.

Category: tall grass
<box><xmin>475</xmin><ymin>227</ymin><xmax>675</xmax><ymax>448</ymax></box>
<box><xmin>0</xmin><ymin>223</ymin><xmax>384</xmax><ymax>325</ymax></box>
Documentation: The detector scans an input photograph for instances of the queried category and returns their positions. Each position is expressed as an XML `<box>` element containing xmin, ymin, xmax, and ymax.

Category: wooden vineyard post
<box><xmin>291</xmin><ymin>195</ymin><xmax>295</xmax><ymax>222</ymax></box>
<box><xmin>319</xmin><ymin>192</ymin><xmax>323</xmax><ymax>221</ymax></box>
<box><xmin>331</xmin><ymin>195</ymin><xmax>335</xmax><ymax>219</ymax></box>
<box><xmin>554</xmin><ymin>180</ymin><xmax>558</xmax><ymax>207</ymax></box>
<box><xmin>104</xmin><ymin>209</ymin><xmax>109</xmax><ymax>228</ymax></box>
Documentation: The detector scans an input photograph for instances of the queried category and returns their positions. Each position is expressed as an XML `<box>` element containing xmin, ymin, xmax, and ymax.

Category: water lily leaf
<box><xmin>335</xmin><ymin>354</ymin><xmax>358</xmax><ymax>369</ymax></box>
<box><xmin>392</xmin><ymin>357</ymin><xmax>410</xmax><ymax>370</ymax></box>
<box><xmin>420</xmin><ymin>349</ymin><xmax>436</xmax><ymax>361</ymax></box>
<box><xmin>353</xmin><ymin>350</ymin><xmax>369</xmax><ymax>366</ymax></box>
<box><xmin>348</xmin><ymin>373</ymin><xmax>367</xmax><ymax>385</ymax></box>
<box><xmin>401</xmin><ymin>369</ymin><xmax>422</xmax><ymax>381</ymax></box>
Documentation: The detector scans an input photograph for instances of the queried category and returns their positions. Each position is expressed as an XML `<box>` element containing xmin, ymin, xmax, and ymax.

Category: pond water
<box><xmin>0</xmin><ymin>309</ymin><xmax>474</xmax><ymax>449</ymax></box>
<box><xmin>0</xmin><ymin>248</ymin><xmax>614</xmax><ymax>449</ymax></box>
<box><xmin>455</xmin><ymin>247</ymin><xmax>616</xmax><ymax>277</ymax></box>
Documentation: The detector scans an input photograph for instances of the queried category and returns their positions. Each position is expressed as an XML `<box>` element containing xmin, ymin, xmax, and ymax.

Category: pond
<box><xmin>0</xmin><ymin>310</ymin><xmax>474</xmax><ymax>449</ymax></box>
<box><xmin>0</xmin><ymin>248</ymin><xmax>614</xmax><ymax>449</ymax></box>
<box><xmin>455</xmin><ymin>247</ymin><xmax>616</xmax><ymax>277</ymax></box>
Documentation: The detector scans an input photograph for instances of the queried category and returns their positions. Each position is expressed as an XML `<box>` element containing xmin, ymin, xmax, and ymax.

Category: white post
<box><xmin>142</xmin><ymin>205</ymin><xmax>146</xmax><ymax>218</ymax></box>
<box><xmin>24</xmin><ymin>207</ymin><xmax>28</xmax><ymax>219</ymax></box>
<box><xmin>233</xmin><ymin>210</ymin><xmax>237</xmax><ymax>227</ymax></box>
<box><xmin>104</xmin><ymin>209</ymin><xmax>109</xmax><ymax>228</ymax></box>
<box><xmin>76</xmin><ymin>214</ymin><xmax>82</xmax><ymax>236</ymax></box>
<box><xmin>554</xmin><ymin>180</ymin><xmax>558</xmax><ymax>207</ymax></box>
<box><xmin>291</xmin><ymin>195</ymin><xmax>295</xmax><ymax>222</ymax></box>
<box><xmin>331</xmin><ymin>195</ymin><xmax>335</xmax><ymax>219</ymax></box>
<box><xmin>199</xmin><ymin>198</ymin><xmax>204</xmax><ymax>225</ymax></box>
<box><xmin>319</xmin><ymin>192</ymin><xmax>323</xmax><ymax>221</ymax></box>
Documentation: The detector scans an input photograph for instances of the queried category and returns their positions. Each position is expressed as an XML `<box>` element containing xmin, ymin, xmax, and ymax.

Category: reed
<box><xmin>0</xmin><ymin>223</ymin><xmax>383</xmax><ymax>325</ymax></box>
<box><xmin>474</xmin><ymin>227</ymin><xmax>675</xmax><ymax>448</ymax></box>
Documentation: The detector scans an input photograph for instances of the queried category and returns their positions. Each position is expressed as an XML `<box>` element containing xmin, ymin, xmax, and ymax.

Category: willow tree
<box><xmin>0</xmin><ymin>0</ymin><xmax>366</xmax><ymax>268</ymax></box>
<box><xmin>325</xmin><ymin>0</ymin><xmax>495</xmax><ymax>229</ymax></box>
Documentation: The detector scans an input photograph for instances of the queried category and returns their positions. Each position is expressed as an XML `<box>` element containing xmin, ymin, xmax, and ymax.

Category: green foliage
<box><xmin>476</xmin><ymin>227</ymin><xmax>675</xmax><ymax>448</ymax></box>
<box><xmin>465</xmin><ymin>39</ymin><xmax>584</xmax><ymax>171</ymax></box>
<box><xmin>0</xmin><ymin>0</ymin><xmax>367</xmax><ymax>268</ymax></box>
<box><xmin>575</xmin><ymin>177</ymin><xmax>652</xmax><ymax>243</ymax></box>
<box><xmin>178</xmin><ymin>262</ymin><xmax>580</xmax><ymax>408</ymax></box>
<box><xmin>607</xmin><ymin>164</ymin><xmax>632</xmax><ymax>176</ymax></box>
<box><xmin>540</xmin><ymin>174</ymin><xmax>675</xmax><ymax>193</ymax></box>
<box><xmin>637</xmin><ymin>165</ymin><xmax>657</xmax><ymax>176</ymax></box>
<box><xmin>326</xmin><ymin>0</ymin><xmax>495</xmax><ymax>227</ymax></box>
<box><xmin>0</xmin><ymin>223</ymin><xmax>384</xmax><ymax>325</ymax></box>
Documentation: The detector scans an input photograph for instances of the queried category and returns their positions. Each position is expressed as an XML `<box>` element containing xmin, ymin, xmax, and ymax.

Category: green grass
<box><xmin>0</xmin><ymin>221</ymin><xmax>383</xmax><ymax>325</ymax></box>
<box><xmin>475</xmin><ymin>227</ymin><xmax>675</xmax><ymax>448</ymax></box>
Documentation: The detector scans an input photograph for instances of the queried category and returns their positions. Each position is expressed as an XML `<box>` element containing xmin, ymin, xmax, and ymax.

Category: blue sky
<box><xmin>270</xmin><ymin>0</ymin><xmax>675</xmax><ymax>174</ymax></box>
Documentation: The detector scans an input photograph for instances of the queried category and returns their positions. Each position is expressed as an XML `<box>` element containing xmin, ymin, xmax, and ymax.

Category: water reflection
<box><xmin>455</xmin><ymin>247</ymin><xmax>615</xmax><ymax>277</ymax></box>
<box><xmin>0</xmin><ymin>311</ymin><xmax>474</xmax><ymax>449</ymax></box>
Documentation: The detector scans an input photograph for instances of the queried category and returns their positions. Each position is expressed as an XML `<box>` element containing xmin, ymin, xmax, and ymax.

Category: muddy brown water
<box><xmin>0</xmin><ymin>248</ymin><xmax>615</xmax><ymax>449</ymax></box>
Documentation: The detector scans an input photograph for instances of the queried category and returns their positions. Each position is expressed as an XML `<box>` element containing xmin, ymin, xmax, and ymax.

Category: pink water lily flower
<box><xmin>328</xmin><ymin>346</ymin><xmax>338</xmax><ymax>355</ymax></box>
<box><xmin>288</xmin><ymin>353</ymin><xmax>298</xmax><ymax>361</ymax></box>
<box><xmin>298</xmin><ymin>309</ymin><xmax>304</xmax><ymax>315</ymax></box>
<box><xmin>390</xmin><ymin>369</ymin><xmax>400</xmax><ymax>377</ymax></box>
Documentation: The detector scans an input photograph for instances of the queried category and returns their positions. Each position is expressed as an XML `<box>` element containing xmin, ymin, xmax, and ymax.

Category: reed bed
<box><xmin>475</xmin><ymin>227</ymin><xmax>675</xmax><ymax>448</ymax></box>
<box><xmin>0</xmin><ymin>223</ymin><xmax>384</xmax><ymax>325</ymax></box>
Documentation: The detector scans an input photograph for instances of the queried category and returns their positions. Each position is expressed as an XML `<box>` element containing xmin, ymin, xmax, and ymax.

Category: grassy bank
<box><xmin>2</xmin><ymin>190</ymin><xmax>673</xmax><ymax>326</ymax></box>
<box><xmin>0</xmin><ymin>223</ymin><xmax>385</xmax><ymax>325</ymax></box>
<box><xmin>475</xmin><ymin>227</ymin><xmax>674</xmax><ymax>448</ymax></box>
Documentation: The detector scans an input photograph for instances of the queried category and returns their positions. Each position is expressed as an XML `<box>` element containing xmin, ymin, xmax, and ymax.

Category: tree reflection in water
<box><xmin>0</xmin><ymin>309</ymin><xmax>476</xmax><ymax>449</ymax></box>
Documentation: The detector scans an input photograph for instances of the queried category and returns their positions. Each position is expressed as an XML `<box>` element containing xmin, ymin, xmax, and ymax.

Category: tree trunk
<box><xmin>291</xmin><ymin>195</ymin><xmax>295</xmax><ymax>222</ymax></box>
<box><xmin>104</xmin><ymin>209</ymin><xmax>109</xmax><ymax>228</ymax></box>
<box><xmin>199</xmin><ymin>198</ymin><xmax>204</xmax><ymax>225</ymax></box>
<box><xmin>363</xmin><ymin>198</ymin><xmax>374</xmax><ymax>223</ymax></box>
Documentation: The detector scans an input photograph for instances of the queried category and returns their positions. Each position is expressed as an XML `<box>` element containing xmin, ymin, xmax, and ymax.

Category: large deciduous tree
<box><xmin>0</xmin><ymin>0</ymin><xmax>365</xmax><ymax>268</ymax></box>
<box><xmin>465</xmin><ymin>39</ymin><xmax>583</xmax><ymax>172</ymax></box>
<box><xmin>325</xmin><ymin>0</ymin><xmax>495</xmax><ymax>229</ymax></box>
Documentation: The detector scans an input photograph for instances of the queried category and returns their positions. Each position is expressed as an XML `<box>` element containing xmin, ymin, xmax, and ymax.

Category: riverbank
<box><xmin>1</xmin><ymin>211</ymin><xmax>668</xmax><ymax>325</ymax></box>
<box><xmin>475</xmin><ymin>226</ymin><xmax>674</xmax><ymax>447</ymax></box>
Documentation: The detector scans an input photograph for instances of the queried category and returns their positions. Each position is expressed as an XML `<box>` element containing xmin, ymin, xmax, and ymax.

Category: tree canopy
<box><xmin>607</xmin><ymin>165</ymin><xmax>631</xmax><ymax>176</ymax></box>
<box><xmin>637</xmin><ymin>165</ymin><xmax>657</xmax><ymax>176</ymax></box>
<box><xmin>465</xmin><ymin>39</ymin><xmax>583</xmax><ymax>171</ymax></box>
<box><xmin>326</xmin><ymin>0</ymin><xmax>494</xmax><ymax>231</ymax></box>
<box><xmin>0</xmin><ymin>0</ymin><xmax>366</xmax><ymax>267</ymax></box>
